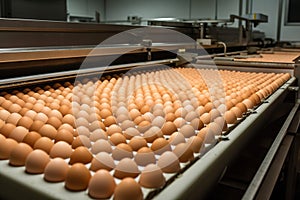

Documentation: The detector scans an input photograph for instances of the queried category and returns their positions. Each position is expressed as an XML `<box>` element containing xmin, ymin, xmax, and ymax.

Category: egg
<box><xmin>110</xmin><ymin>133</ymin><xmax>127</xmax><ymax>145</ymax></box>
<box><xmin>173</xmin><ymin>143</ymin><xmax>194</xmax><ymax>163</ymax></box>
<box><xmin>151</xmin><ymin>138</ymin><xmax>171</xmax><ymax>155</ymax></box>
<box><xmin>0</xmin><ymin>138</ymin><xmax>18</xmax><ymax>159</ymax></box>
<box><xmin>112</xmin><ymin>143</ymin><xmax>133</xmax><ymax>160</ymax></box>
<box><xmin>134</xmin><ymin>147</ymin><xmax>156</xmax><ymax>166</ymax></box>
<box><xmin>25</xmin><ymin>149</ymin><xmax>50</xmax><ymax>174</ymax></box>
<box><xmin>157</xmin><ymin>151</ymin><xmax>180</xmax><ymax>173</ymax></box>
<box><xmin>44</xmin><ymin>158</ymin><xmax>69</xmax><ymax>182</ymax></box>
<box><xmin>69</xmin><ymin>146</ymin><xmax>93</xmax><ymax>165</ymax></box>
<box><xmin>38</xmin><ymin>124</ymin><xmax>57</xmax><ymax>139</ymax></box>
<box><xmin>91</xmin><ymin>139</ymin><xmax>112</xmax><ymax>154</ymax></box>
<box><xmin>6</xmin><ymin>113</ymin><xmax>22</xmax><ymax>125</ymax></box>
<box><xmin>128</xmin><ymin>136</ymin><xmax>148</xmax><ymax>151</ymax></box>
<box><xmin>143</xmin><ymin>126</ymin><xmax>162</xmax><ymax>143</ymax></box>
<box><xmin>139</xmin><ymin>164</ymin><xmax>166</xmax><ymax>188</ymax></box>
<box><xmin>65</xmin><ymin>163</ymin><xmax>91</xmax><ymax>191</ymax></box>
<box><xmin>49</xmin><ymin>141</ymin><xmax>72</xmax><ymax>159</ymax></box>
<box><xmin>230</xmin><ymin>106</ymin><xmax>243</xmax><ymax>118</ymax></box>
<box><xmin>169</xmin><ymin>132</ymin><xmax>186</xmax><ymax>145</ymax></box>
<box><xmin>46</xmin><ymin>117</ymin><xmax>62</xmax><ymax>129</ymax></box>
<box><xmin>123</xmin><ymin>127</ymin><xmax>140</xmax><ymax>139</ymax></box>
<box><xmin>179</xmin><ymin>124</ymin><xmax>196</xmax><ymax>138</ymax></box>
<box><xmin>55</xmin><ymin>129</ymin><xmax>74</xmax><ymax>144</ymax></box>
<box><xmin>17</xmin><ymin>116</ymin><xmax>33</xmax><ymax>129</ymax></box>
<box><xmin>89</xmin><ymin>129</ymin><xmax>108</xmax><ymax>142</ymax></box>
<box><xmin>187</xmin><ymin>136</ymin><xmax>203</xmax><ymax>153</ymax></box>
<box><xmin>106</xmin><ymin>124</ymin><xmax>122</xmax><ymax>136</ymax></box>
<box><xmin>22</xmin><ymin>131</ymin><xmax>41</xmax><ymax>147</ymax></box>
<box><xmin>161</xmin><ymin>121</ymin><xmax>177</xmax><ymax>135</ymax></box>
<box><xmin>0</xmin><ymin>123</ymin><xmax>16</xmax><ymax>137</ymax></box>
<box><xmin>224</xmin><ymin>110</ymin><xmax>237</xmax><ymax>124</ymax></box>
<box><xmin>29</xmin><ymin>120</ymin><xmax>45</xmax><ymax>132</ymax></box>
<box><xmin>9</xmin><ymin>126</ymin><xmax>28</xmax><ymax>142</ymax></box>
<box><xmin>113</xmin><ymin>178</ymin><xmax>143</xmax><ymax>200</ymax></box>
<box><xmin>90</xmin><ymin>152</ymin><xmax>115</xmax><ymax>172</ymax></box>
<box><xmin>114</xmin><ymin>158</ymin><xmax>140</xmax><ymax>179</ymax></box>
<box><xmin>33</xmin><ymin>137</ymin><xmax>54</xmax><ymax>154</ymax></box>
<box><xmin>72</xmin><ymin>135</ymin><xmax>91</xmax><ymax>149</ymax></box>
<box><xmin>151</xmin><ymin>116</ymin><xmax>166</xmax><ymax>128</ymax></box>
<box><xmin>88</xmin><ymin>169</ymin><xmax>116</xmax><ymax>199</ymax></box>
<box><xmin>9</xmin><ymin>143</ymin><xmax>33</xmax><ymax>166</ymax></box>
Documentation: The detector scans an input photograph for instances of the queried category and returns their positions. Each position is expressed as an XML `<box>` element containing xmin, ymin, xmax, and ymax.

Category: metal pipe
<box><xmin>245</xmin><ymin>0</ymin><xmax>250</xmax><ymax>14</ymax></box>
<box><xmin>215</xmin><ymin>0</ymin><xmax>218</xmax><ymax>20</ymax></box>
<box><xmin>277</xmin><ymin>0</ymin><xmax>284</xmax><ymax>43</ymax></box>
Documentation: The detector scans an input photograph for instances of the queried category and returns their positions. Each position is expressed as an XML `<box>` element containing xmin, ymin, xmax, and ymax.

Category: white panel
<box><xmin>280</xmin><ymin>0</ymin><xmax>300</xmax><ymax>41</ymax></box>
<box><xmin>191</xmin><ymin>0</ymin><xmax>215</xmax><ymax>19</ymax></box>
<box><xmin>87</xmin><ymin>0</ymin><xmax>105</xmax><ymax>18</ymax></box>
<box><xmin>67</xmin><ymin>0</ymin><xmax>88</xmax><ymax>17</ymax></box>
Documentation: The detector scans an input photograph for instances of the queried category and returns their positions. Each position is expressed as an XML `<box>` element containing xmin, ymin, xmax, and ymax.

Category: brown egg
<box><xmin>90</xmin><ymin>152</ymin><xmax>115</xmax><ymax>172</ymax></box>
<box><xmin>39</xmin><ymin>124</ymin><xmax>57</xmax><ymax>139</ymax></box>
<box><xmin>44</xmin><ymin>158</ymin><xmax>69</xmax><ymax>182</ymax></box>
<box><xmin>89</xmin><ymin>129</ymin><xmax>108</xmax><ymax>142</ymax></box>
<box><xmin>59</xmin><ymin>105</ymin><xmax>70</xmax><ymax>116</ymax></box>
<box><xmin>173</xmin><ymin>143</ymin><xmax>194</xmax><ymax>163</ymax></box>
<box><xmin>173</xmin><ymin>117</ymin><xmax>186</xmax><ymax>128</ymax></box>
<box><xmin>128</xmin><ymin>136</ymin><xmax>148</xmax><ymax>151</ymax></box>
<box><xmin>139</xmin><ymin>164</ymin><xmax>166</xmax><ymax>188</ymax></box>
<box><xmin>33</xmin><ymin>137</ymin><xmax>54</xmax><ymax>154</ymax></box>
<box><xmin>109</xmin><ymin>133</ymin><xmax>126</xmax><ymax>146</ymax></box>
<box><xmin>62</xmin><ymin>114</ymin><xmax>75</xmax><ymax>127</ymax></box>
<box><xmin>69</xmin><ymin>146</ymin><xmax>93</xmax><ymax>164</ymax></box>
<box><xmin>88</xmin><ymin>169</ymin><xmax>116</xmax><ymax>199</ymax></box>
<box><xmin>113</xmin><ymin>178</ymin><xmax>143</xmax><ymax>200</ymax></box>
<box><xmin>47</xmin><ymin>117</ymin><xmax>62</xmax><ymax>129</ymax></box>
<box><xmin>8</xmin><ymin>103</ymin><xmax>22</xmax><ymax>113</ymax></box>
<box><xmin>230</xmin><ymin>107</ymin><xmax>243</xmax><ymax>118</ymax></box>
<box><xmin>22</xmin><ymin>131</ymin><xmax>41</xmax><ymax>147</ymax></box>
<box><xmin>0</xmin><ymin>123</ymin><xmax>16</xmax><ymax>137</ymax></box>
<box><xmin>29</xmin><ymin>120</ymin><xmax>45</xmax><ymax>132</ymax></box>
<box><xmin>134</xmin><ymin>147</ymin><xmax>156</xmax><ymax>166</ymax></box>
<box><xmin>0</xmin><ymin>109</ymin><xmax>10</xmax><ymax>121</ymax></box>
<box><xmin>187</xmin><ymin>136</ymin><xmax>203</xmax><ymax>153</ymax></box>
<box><xmin>144</xmin><ymin>126</ymin><xmax>162</xmax><ymax>143</ymax></box>
<box><xmin>65</xmin><ymin>163</ymin><xmax>91</xmax><ymax>191</ymax></box>
<box><xmin>6</xmin><ymin>113</ymin><xmax>22</xmax><ymax>125</ymax></box>
<box><xmin>151</xmin><ymin>138</ymin><xmax>171</xmax><ymax>155</ymax></box>
<box><xmin>91</xmin><ymin>139</ymin><xmax>112</xmax><ymax>154</ymax></box>
<box><xmin>17</xmin><ymin>116</ymin><xmax>34</xmax><ymax>129</ymax></box>
<box><xmin>236</xmin><ymin>102</ymin><xmax>247</xmax><ymax>113</ymax></box>
<box><xmin>112</xmin><ymin>143</ymin><xmax>133</xmax><ymax>160</ymax></box>
<box><xmin>224</xmin><ymin>110</ymin><xmax>237</xmax><ymax>124</ymax></box>
<box><xmin>103</xmin><ymin>116</ymin><xmax>117</xmax><ymax>127</ymax></box>
<box><xmin>24</xmin><ymin>110</ymin><xmax>37</xmax><ymax>119</ymax></box>
<box><xmin>242</xmin><ymin>99</ymin><xmax>254</xmax><ymax>109</ymax></box>
<box><xmin>169</xmin><ymin>132</ymin><xmax>186</xmax><ymax>146</ymax></box>
<box><xmin>55</xmin><ymin>129</ymin><xmax>74</xmax><ymax>144</ymax></box>
<box><xmin>137</xmin><ymin>120</ymin><xmax>151</xmax><ymax>133</ymax></box>
<box><xmin>157</xmin><ymin>151</ymin><xmax>180</xmax><ymax>173</ymax></box>
<box><xmin>25</xmin><ymin>149</ymin><xmax>50</xmax><ymax>174</ymax></box>
<box><xmin>49</xmin><ymin>141</ymin><xmax>72</xmax><ymax>159</ymax></box>
<box><xmin>114</xmin><ymin>158</ymin><xmax>140</xmax><ymax>179</ymax></box>
<box><xmin>106</xmin><ymin>124</ymin><xmax>122</xmax><ymax>136</ymax></box>
<box><xmin>99</xmin><ymin>109</ymin><xmax>112</xmax><ymax>119</ymax></box>
<box><xmin>9</xmin><ymin>143</ymin><xmax>33</xmax><ymax>166</ymax></box>
<box><xmin>190</xmin><ymin>118</ymin><xmax>204</xmax><ymax>130</ymax></box>
<box><xmin>200</xmin><ymin>113</ymin><xmax>211</xmax><ymax>124</ymax></box>
<box><xmin>179</xmin><ymin>124</ymin><xmax>195</xmax><ymax>138</ymax></box>
<box><xmin>0</xmin><ymin>138</ymin><xmax>18</xmax><ymax>159</ymax></box>
<box><xmin>9</xmin><ymin>126</ymin><xmax>29</xmax><ymax>142</ymax></box>
<box><xmin>124</xmin><ymin>127</ymin><xmax>140</xmax><ymax>139</ymax></box>
<box><xmin>72</xmin><ymin>135</ymin><xmax>91</xmax><ymax>149</ymax></box>
<box><xmin>161</xmin><ymin>121</ymin><xmax>177</xmax><ymax>135</ymax></box>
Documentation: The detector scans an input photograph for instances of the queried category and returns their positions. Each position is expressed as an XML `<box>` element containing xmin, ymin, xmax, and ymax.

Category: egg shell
<box><xmin>89</xmin><ymin>129</ymin><xmax>108</xmax><ymax>142</ymax></box>
<box><xmin>169</xmin><ymin>132</ymin><xmax>186</xmax><ymax>146</ymax></box>
<box><xmin>91</xmin><ymin>139</ymin><xmax>112</xmax><ymax>154</ymax></box>
<box><xmin>190</xmin><ymin>118</ymin><xmax>204</xmax><ymax>130</ymax></box>
<box><xmin>9</xmin><ymin>126</ymin><xmax>29</xmax><ymax>142</ymax></box>
<box><xmin>143</xmin><ymin>126</ymin><xmax>162</xmax><ymax>143</ymax></box>
<box><xmin>113</xmin><ymin>178</ymin><xmax>143</xmax><ymax>200</ymax></box>
<box><xmin>47</xmin><ymin>117</ymin><xmax>62</xmax><ymax>129</ymax></box>
<box><xmin>38</xmin><ymin>124</ymin><xmax>57</xmax><ymax>140</ymax></box>
<box><xmin>224</xmin><ymin>110</ymin><xmax>237</xmax><ymax>124</ymax></box>
<box><xmin>151</xmin><ymin>138</ymin><xmax>171</xmax><ymax>155</ymax></box>
<box><xmin>157</xmin><ymin>151</ymin><xmax>180</xmax><ymax>173</ymax></box>
<box><xmin>44</xmin><ymin>158</ymin><xmax>69</xmax><ymax>182</ymax></box>
<box><xmin>25</xmin><ymin>149</ymin><xmax>50</xmax><ymax>174</ymax></box>
<box><xmin>128</xmin><ymin>136</ymin><xmax>148</xmax><ymax>151</ymax></box>
<box><xmin>88</xmin><ymin>169</ymin><xmax>116</xmax><ymax>199</ymax></box>
<box><xmin>69</xmin><ymin>146</ymin><xmax>93</xmax><ymax>165</ymax></box>
<box><xmin>55</xmin><ymin>129</ymin><xmax>74</xmax><ymax>144</ymax></box>
<box><xmin>6</xmin><ymin>113</ymin><xmax>22</xmax><ymax>125</ymax></box>
<box><xmin>187</xmin><ymin>136</ymin><xmax>203</xmax><ymax>153</ymax></box>
<box><xmin>49</xmin><ymin>141</ymin><xmax>72</xmax><ymax>159</ymax></box>
<box><xmin>76</xmin><ymin>126</ymin><xmax>90</xmax><ymax>137</ymax></box>
<box><xmin>151</xmin><ymin>116</ymin><xmax>166</xmax><ymax>128</ymax></box>
<box><xmin>17</xmin><ymin>116</ymin><xmax>34</xmax><ymax>129</ymax></box>
<box><xmin>161</xmin><ymin>122</ymin><xmax>177</xmax><ymax>135</ymax></box>
<box><xmin>179</xmin><ymin>124</ymin><xmax>196</xmax><ymax>138</ymax></box>
<box><xmin>29</xmin><ymin>120</ymin><xmax>45</xmax><ymax>132</ymax></box>
<box><xmin>106</xmin><ymin>124</ymin><xmax>122</xmax><ymax>136</ymax></box>
<box><xmin>173</xmin><ymin>143</ymin><xmax>194</xmax><ymax>163</ymax></box>
<box><xmin>65</xmin><ymin>163</ymin><xmax>91</xmax><ymax>191</ymax></box>
<box><xmin>9</xmin><ymin>143</ymin><xmax>33</xmax><ymax>166</ymax></box>
<box><xmin>124</xmin><ymin>127</ymin><xmax>140</xmax><ymax>139</ymax></box>
<box><xmin>139</xmin><ymin>164</ymin><xmax>166</xmax><ymax>188</ymax></box>
<box><xmin>0</xmin><ymin>123</ymin><xmax>16</xmax><ymax>137</ymax></box>
<box><xmin>22</xmin><ymin>131</ymin><xmax>41</xmax><ymax>147</ymax></box>
<box><xmin>112</xmin><ymin>143</ymin><xmax>133</xmax><ymax>160</ymax></box>
<box><xmin>0</xmin><ymin>109</ymin><xmax>10</xmax><ymax>121</ymax></box>
<box><xmin>114</xmin><ymin>158</ymin><xmax>140</xmax><ymax>179</ymax></box>
<box><xmin>110</xmin><ymin>133</ymin><xmax>127</xmax><ymax>145</ymax></box>
<box><xmin>33</xmin><ymin>137</ymin><xmax>54</xmax><ymax>154</ymax></box>
<box><xmin>72</xmin><ymin>135</ymin><xmax>91</xmax><ymax>149</ymax></box>
<box><xmin>134</xmin><ymin>147</ymin><xmax>156</xmax><ymax>166</ymax></box>
<box><xmin>0</xmin><ymin>138</ymin><xmax>18</xmax><ymax>159</ymax></box>
<box><xmin>90</xmin><ymin>152</ymin><xmax>115</xmax><ymax>172</ymax></box>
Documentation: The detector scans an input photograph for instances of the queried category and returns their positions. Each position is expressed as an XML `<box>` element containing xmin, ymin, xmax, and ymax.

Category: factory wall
<box><xmin>104</xmin><ymin>0</ymin><xmax>300</xmax><ymax>42</ymax></box>
<box><xmin>67</xmin><ymin>0</ymin><xmax>105</xmax><ymax>20</ymax></box>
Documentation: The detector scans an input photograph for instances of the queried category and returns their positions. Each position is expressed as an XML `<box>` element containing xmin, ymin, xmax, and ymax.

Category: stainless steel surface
<box><xmin>242</xmin><ymin>100</ymin><xmax>299</xmax><ymax>200</ymax></box>
<box><xmin>154</xmin><ymin>77</ymin><xmax>296</xmax><ymax>200</ymax></box>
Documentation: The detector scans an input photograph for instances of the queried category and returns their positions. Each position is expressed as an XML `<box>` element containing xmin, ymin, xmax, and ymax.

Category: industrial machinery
<box><xmin>0</xmin><ymin>18</ymin><xmax>299</xmax><ymax>200</ymax></box>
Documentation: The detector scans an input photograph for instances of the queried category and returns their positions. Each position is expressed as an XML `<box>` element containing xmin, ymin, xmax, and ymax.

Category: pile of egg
<box><xmin>0</xmin><ymin>67</ymin><xmax>291</xmax><ymax>199</ymax></box>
